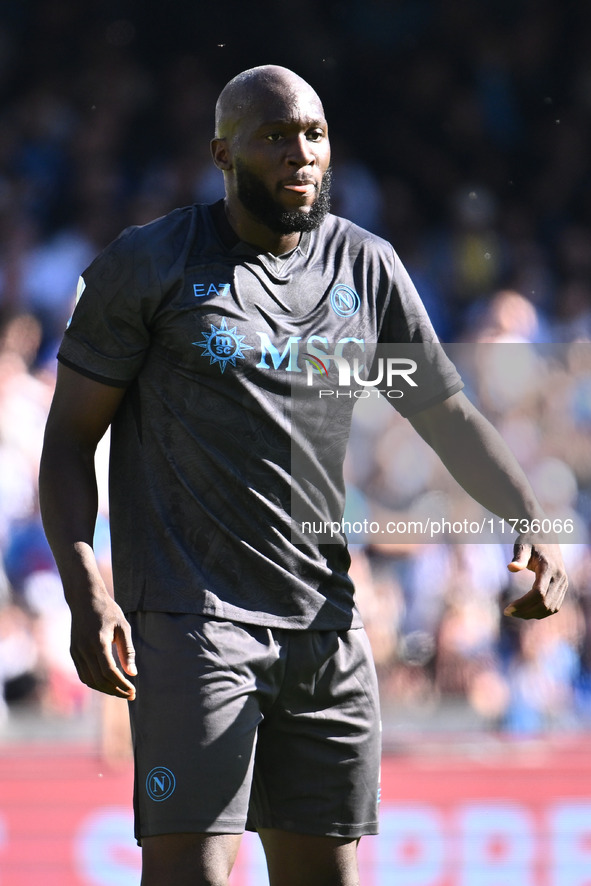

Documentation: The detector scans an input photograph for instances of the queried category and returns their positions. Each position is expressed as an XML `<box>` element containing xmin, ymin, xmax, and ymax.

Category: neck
<box><xmin>223</xmin><ymin>199</ymin><xmax>301</xmax><ymax>256</ymax></box>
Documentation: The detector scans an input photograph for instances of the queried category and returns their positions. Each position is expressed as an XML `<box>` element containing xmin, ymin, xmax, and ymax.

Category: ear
<box><xmin>211</xmin><ymin>137</ymin><xmax>232</xmax><ymax>171</ymax></box>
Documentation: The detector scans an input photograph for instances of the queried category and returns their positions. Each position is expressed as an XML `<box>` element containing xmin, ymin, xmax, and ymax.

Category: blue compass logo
<box><xmin>194</xmin><ymin>317</ymin><xmax>252</xmax><ymax>373</ymax></box>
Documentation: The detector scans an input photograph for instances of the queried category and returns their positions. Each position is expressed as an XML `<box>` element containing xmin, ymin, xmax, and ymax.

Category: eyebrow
<box><xmin>257</xmin><ymin>117</ymin><xmax>327</xmax><ymax>130</ymax></box>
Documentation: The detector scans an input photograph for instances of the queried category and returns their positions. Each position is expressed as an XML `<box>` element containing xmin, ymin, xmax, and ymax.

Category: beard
<box><xmin>235</xmin><ymin>162</ymin><xmax>332</xmax><ymax>234</ymax></box>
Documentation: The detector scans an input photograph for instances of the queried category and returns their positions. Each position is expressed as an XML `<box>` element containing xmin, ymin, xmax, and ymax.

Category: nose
<box><xmin>287</xmin><ymin>133</ymin><xmax>316</xmax><ymax>167</ymax></box>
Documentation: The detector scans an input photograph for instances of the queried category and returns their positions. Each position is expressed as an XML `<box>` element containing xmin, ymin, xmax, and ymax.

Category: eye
<box><xmin>265</xmin><ymin>132</ymin><xmax>283</xmax><ymax>142</ymax></box>
<box><xmin>307</xmin><ymin>129</ymin><xmax>325</xmax><ymax>142</ymax></box>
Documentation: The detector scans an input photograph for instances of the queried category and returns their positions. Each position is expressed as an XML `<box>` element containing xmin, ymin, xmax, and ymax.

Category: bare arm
<box><xmin>409</xmin><ymin>390</ymin><xmax>568</xmax><ymax>619</ymax></box>
<box><xmin>39</xmin><ymin>363</ymin><xmax>137</xmax><ymax>699</ymax></box>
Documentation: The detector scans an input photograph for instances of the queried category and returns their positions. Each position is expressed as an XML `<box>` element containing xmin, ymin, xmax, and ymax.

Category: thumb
<box><xmin>508</xmin><ymin>540</ymin><xmax>532</xmax><ymax>573</ymax></box>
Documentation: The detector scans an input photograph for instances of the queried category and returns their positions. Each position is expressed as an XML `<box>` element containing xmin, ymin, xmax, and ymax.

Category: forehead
<box><xmin>240</xmin><ymin>84</ymin><xmax>326</xmax><ymax>132</ymax></box>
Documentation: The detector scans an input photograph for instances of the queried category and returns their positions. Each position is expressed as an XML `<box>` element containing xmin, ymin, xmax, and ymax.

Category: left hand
<box><xmin>503</xmin><ymin>538</ymin><xmax>568</xmax><ymax>619</ymax></box>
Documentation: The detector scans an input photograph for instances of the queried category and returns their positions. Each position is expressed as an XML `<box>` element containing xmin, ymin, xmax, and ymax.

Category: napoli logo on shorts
<box><xmin>330</xmin><ymin>284</ymin><xmax>361</xmax><ymax>317</ymax></box>
<box><xmin>194</xmin><ymin>317</ymin><xmax>252</xmax><ymax>373</ymax></box>
<box><xmin>146</xmin><ymin>766</ymin><xmax>176</xmax><ymax>802</ymax></box>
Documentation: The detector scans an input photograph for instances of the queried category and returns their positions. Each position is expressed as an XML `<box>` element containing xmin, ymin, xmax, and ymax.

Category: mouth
<box><xmin>281</xmin><ymin>178</ymin><xmax>318</xmax><ymax>196</ymax></box>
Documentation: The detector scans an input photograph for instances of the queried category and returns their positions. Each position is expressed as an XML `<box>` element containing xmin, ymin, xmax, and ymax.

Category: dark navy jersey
<box><xmin>58</xmin><ymin>202</ymin><xmax>462</xmax><ymax>628</ymax></box>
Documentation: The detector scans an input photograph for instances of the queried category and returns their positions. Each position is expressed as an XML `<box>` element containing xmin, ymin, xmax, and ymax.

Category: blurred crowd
<box><xmin>346</xmin><ymin>336</ymin><xmax>591</xmax><ymax>735</ymax></box>
<box><xmin>0</xmin><ymin>0</ymin><xmax>590</xmax><ymax>739</ymax></box>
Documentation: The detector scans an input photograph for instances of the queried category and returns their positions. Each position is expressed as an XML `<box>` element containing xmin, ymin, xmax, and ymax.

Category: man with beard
<box><xmin>40</xmin><ymin>66</ymin><xmax>567</xmax><ymax>885</ymax></box>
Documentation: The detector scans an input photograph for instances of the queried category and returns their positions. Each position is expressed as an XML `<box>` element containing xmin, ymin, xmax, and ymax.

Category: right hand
<box><xmin>69</xmin><ymin>588</ymin><xmax>137</xmax><ymax>700</ymax></box>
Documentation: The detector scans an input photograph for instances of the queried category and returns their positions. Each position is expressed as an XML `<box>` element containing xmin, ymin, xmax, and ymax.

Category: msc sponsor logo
<box><xmin>146</xmin><ymin>767</ymin><xmax>176</xmax><ymax>802</ymax></box>
<box><xmin>194</xmin><ymin>317</ymin><xmax>253</xmax><ymax>373</ymax></box>
<box><xmin>256</xmin><ymin>333</ymin><xmax>365</xmax><ymax>372</ymax></box>
<box><xmin>194</xmin><ymin>318</ymin><xmax>368</xmax><ymax>376</ymax></box>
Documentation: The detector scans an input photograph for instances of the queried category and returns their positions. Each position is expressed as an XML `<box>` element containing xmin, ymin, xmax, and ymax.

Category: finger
<box><xmin>508</xmin><ymin>547</ymin><xmax>552</xmax><ymax>600</ymax></box>
<box><xmin>504</xmin><ymin>576</ymin><xmax>567</xmax><ymax>620</ymax></box>
<box><xmin>74</xmin><ymin>638</ymin><xmax>136</xmax><ymax>699</ymax></box>
<box><xmin>504</xmin><ymin>600</ymin><xmax>553</xmax><ymax>620</ymax></box>
<box><xmin>537</xmin><ymin>573</ymin><xmax>569</xmax><ymax>613</ymax></box>
<box><xmin>114</xmin><ymin>623</ymin><xmax>138</xmax><ymax>677</ymax></box>
<box><xmin>526</xmin><ymin>553</ymin><xmax>568</xmax><ymax>608</ymax></box>
<box><xmin>99</xmin><ymin>641</ymin><xmax>137</xmax><ymax>698</ymax></box>
<box><xmin>504</xmin><ymin>587</ymin><xmax>541</xmax><ymax>618</ymax></box>
<box><xmin>73</xmin><ymin>655</ymin><xmax>135</xmax><ymax>698</ymax></box>
<box><xmin>507</xmin><ymin>541</ymin><xmax>532</xmax><ymax>573</ymax></box>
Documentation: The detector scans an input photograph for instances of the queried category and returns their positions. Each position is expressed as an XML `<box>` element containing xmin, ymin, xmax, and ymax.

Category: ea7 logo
<box><xmin>193</xmin><ymin>282</ymin><xmax>231</xmax><ymax>298</ymax></box>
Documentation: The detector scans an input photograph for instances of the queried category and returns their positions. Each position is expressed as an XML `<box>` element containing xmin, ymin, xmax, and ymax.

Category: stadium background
<box><xmin>0</xmin><ymin>0</ymin><xmax>590</xmax><ymax>882</ymax></box>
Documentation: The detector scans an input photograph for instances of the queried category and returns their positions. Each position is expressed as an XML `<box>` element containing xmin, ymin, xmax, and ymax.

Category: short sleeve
<box><xmin>376</xmin><ymin>250</ymin><xmax>463</xmax><ymax>416</ymax></box>
<box><xmin>58</xmin><ymin>225</ymin><xmax>162</xmax><ymax>385</ymax></box>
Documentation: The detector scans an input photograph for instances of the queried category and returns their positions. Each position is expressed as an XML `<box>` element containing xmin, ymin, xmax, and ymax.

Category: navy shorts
<box><xmin>127</xmin><ymin>612</ymin><xmax>381</xmax><ymax>843</ymax></box>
